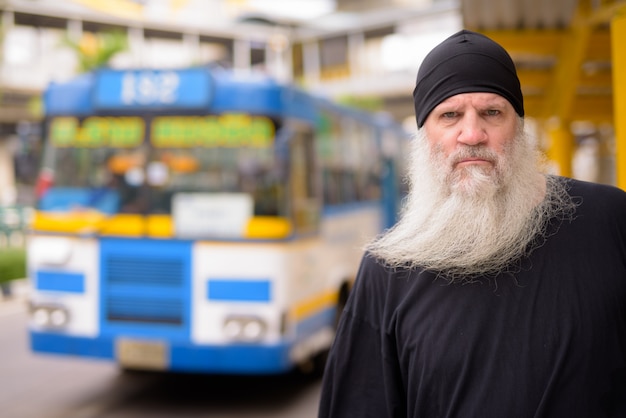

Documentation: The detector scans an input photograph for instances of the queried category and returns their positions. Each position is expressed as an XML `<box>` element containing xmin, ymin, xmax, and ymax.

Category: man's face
<box><xmin>422</xmin><ymin>92</ymin><xmax>519</xmax><ymax>194</ymax></box>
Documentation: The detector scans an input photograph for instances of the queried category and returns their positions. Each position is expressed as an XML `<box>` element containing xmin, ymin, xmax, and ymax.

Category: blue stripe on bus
<box><xmin>30</xmin><ymin>331</ymin><xmax>114</xmax><ymax>359</ymax></box>
<box><xmin>207</xmin><ymin>279</ymin><xmax>271</xmax><ymax>302</ymax></box>
<box><xmin>35</xmin><ymin>270</ymin><xmax>85</xmax><ymax>293</ymax></box>
<box><xmin>30</xmin><ymin>331</ymin><xmax>293</xmax><ymax>374</ymax></box>
<box><xmin>170</xmin><ymin>343</ymin><xmax>292</xmax><ymax>374</ymax></box>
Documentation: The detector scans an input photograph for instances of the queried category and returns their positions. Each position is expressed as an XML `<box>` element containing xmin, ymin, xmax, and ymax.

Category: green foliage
<box><xmin>0</xmin><ymin>248</ymin><xmax>26</xmax><ymax>283</ymax></box>
<box><xmin>61</xmin><ymin>30</ymin><xmax>129</xmax><ymax>73</ymax></box>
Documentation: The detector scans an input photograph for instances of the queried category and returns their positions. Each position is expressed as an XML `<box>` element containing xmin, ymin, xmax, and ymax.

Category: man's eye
<box><xmin>442</xmin><ymin>112</ymin><xmax>456</xmax><ymax>118</ymax></box>
<box><xmin>486</xmin><ymin>109</ymin><xmax>500</xmax><ymax>116</ymax></box>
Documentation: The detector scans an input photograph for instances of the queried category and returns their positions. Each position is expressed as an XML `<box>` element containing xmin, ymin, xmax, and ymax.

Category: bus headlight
<box><xmin>30</xmin><ymin>304</ymin><xmax>70</xmax><ymax>328</ymax></box>
<box><xmin>32</xmin><ymin>307</ymin><xmax>50</xmax><ymax>327</ymax></box>
<box><xmin>50</xmin><ymin>309</ymin><xmax>69</xmax><ymax>327</ymax></box>
<box><xmin>223</xmin><ymin>316</ymin><xmax>267</xmax><ymax>342</ymax></box>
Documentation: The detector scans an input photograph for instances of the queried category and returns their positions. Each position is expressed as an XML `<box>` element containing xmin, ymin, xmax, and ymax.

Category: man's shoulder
<box><xmin>360</xmin><ymin>251</ymin><xmax>418</xmax><ymax>278</ymax></box>
<box><xmin>558</xmin><ymin>176</ymin><xmax>626</xmax><ymax>222</ymax></box>
<box><xmin>561</xmin><ymin>176</ymin><xmax>626</xmax><ymax>198</ymax></box>
<box><xmin>356</xmin><ymin>252</ymin><xmax>394</xmax><ymax>288</ymax></box>
<box><xmin>351</xmin><ymin>253</ymin><xmax>419</xmax><ymax>301</ymax></box>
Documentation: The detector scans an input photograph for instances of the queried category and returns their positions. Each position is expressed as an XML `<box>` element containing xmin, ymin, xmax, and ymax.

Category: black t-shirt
<box><xmin>319</xmin><ymin>177</ymin><xmax>626</xmax><ymax>417</ymax></box>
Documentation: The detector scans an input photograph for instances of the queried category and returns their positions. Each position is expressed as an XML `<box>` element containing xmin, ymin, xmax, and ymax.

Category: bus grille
<box><xmin>107</xmin><ymin>296</ymin><xmax>183</xmax><ymax>325</ymax></box>
<box><xmin>107</xmin><ymin>257</ymin><xmax>184</xmax><ymax>287</ymax></box>
<box><xmin>100</xmin><ymin>239</ymin><xmax>190</xmax><ymax>331</ymax></box>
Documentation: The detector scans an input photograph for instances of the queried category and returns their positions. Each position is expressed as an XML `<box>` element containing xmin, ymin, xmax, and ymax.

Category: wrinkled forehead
<box><xmin>431</xmin><ymin>92</ymin><xmax>514</xmax><ymax>112</ymax></box>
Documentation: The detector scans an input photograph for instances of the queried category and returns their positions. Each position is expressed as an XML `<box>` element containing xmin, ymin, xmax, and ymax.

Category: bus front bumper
<box><xmin>30</xmin><ymin>331</ymin><xmax>295</xmax><ymax>374</ymax></box>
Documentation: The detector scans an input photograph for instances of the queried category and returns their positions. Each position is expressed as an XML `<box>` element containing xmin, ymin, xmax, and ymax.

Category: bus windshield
<box><xmin>38</xmin><ymin>114</ymin><xmax>286</xmax><ymax>220</ymax></box>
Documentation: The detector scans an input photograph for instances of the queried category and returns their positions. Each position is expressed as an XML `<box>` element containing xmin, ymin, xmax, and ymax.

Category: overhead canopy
<box><xmin>461</xmin><ymin>0</ymin><xmax>622</xmax><ymax>123</ymax></box>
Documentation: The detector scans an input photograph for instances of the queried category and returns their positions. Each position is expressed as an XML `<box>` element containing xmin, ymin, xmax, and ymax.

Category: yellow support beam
<box><xmin>612</xmin><ymin>8</ymin><xmax>626</xmax><ymax>189</ymax></box>
<box><xmin>590</xmin><ymin>0</ymin><xmax>626</xmax><ymax>26</ymax></box>
<box><xmin>538</xmin><ymin>2</ymin><xmax>620</xmax><ymax>178</ymax></box>
<box><xmin>542</xmin><ymin>2</ymin><xmax>592</xmax><ymax>121</ymax></box>
<box><xmin>545</xmin><ymin>119</ymin><xmax>574</xmax><ymax>177</ymax></box>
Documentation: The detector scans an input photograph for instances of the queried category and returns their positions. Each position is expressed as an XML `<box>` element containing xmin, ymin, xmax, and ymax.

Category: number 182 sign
<box><xmin>94</xmin><ymin>68</ymin><xmax>212</xmax><ymax>110</ymax></box>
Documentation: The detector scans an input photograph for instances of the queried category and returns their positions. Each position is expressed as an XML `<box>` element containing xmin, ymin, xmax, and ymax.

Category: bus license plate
<box><xmin>116</xmin><ymin>339</ymin><xmax>168</xmax><ymax>370</ymax></box>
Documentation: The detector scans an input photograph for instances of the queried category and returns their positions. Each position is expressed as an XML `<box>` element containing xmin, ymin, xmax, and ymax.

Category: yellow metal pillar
<box><xmin>539</xmin><ymin>2</ymin><xmax>591</xmax><ymax>178</ymax></box>
<box><xmin>613</xmin><ymin>9</ymin><xmax>626</xmax><ymax>190</ymax></box>
<box><xmin>545</xmin><ymin>118</ymin><xmax>574</xmax><ymax>177</ymax></box>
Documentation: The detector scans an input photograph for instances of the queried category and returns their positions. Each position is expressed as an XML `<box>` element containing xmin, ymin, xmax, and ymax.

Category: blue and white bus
<box><xmin>27</xmin><ymin>66</ymin><xmax>407</xmax><ymax>374</ymax></box>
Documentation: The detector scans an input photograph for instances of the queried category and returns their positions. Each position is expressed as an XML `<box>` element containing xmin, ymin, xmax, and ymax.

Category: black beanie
<box><xmin>413</xmin><ymin>29</ymin><xmax>524</xmax><ymax>128</ymax></box>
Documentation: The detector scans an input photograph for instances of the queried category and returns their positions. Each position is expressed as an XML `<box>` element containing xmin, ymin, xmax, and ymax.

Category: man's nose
<box><xmin>457</xmin><ymin>113</ymin><xmax>487</xmax><ymax>146</ymax></box>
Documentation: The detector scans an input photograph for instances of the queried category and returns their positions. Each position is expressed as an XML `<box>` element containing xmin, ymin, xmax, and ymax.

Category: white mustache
<box><xmin>449</xmin><ymin>146</ymin><xmax>499</xmax><ymax>167</ymax></box>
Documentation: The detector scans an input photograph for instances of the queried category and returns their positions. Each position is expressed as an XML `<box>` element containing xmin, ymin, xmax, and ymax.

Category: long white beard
<box><xmin>367</xmin><ymin>119</ymin><xmax>575</xmax><ymax>280</ymax></box>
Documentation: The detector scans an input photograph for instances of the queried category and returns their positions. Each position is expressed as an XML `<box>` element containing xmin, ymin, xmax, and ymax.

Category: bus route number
<box><xmin>121</xmin><ymin>71</ymin><xmax>180</xmax><ymax>105</ymax></box>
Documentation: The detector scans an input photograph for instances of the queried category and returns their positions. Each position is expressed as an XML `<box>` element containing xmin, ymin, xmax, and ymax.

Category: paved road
<box><xmin>0</xmin><ymin>290</ymin><xmax>323</xmax><ymax>418</ymax></box>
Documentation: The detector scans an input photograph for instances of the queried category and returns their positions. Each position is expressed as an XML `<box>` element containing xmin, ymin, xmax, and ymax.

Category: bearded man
<box><xmin>318</xmin><ymin>30</ymin><xmax>626</xmax><ymax>417</ymax></box>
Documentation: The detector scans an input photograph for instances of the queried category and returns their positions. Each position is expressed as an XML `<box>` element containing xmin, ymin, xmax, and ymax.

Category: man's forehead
<box><xmin>436</xmin><ymin>92</ymin><xmax>511</xmax><ymax>108</ymax></box>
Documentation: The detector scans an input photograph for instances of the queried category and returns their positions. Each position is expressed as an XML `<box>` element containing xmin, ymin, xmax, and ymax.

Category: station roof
<box><xmin>461</xmin><ymin>0</ymin><xmax>625</xmax><ymax>123</ymax></box>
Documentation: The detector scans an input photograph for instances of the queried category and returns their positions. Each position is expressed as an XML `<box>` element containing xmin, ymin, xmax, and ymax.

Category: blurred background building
<box><xmin>0</xmin><ymin>0</ymin><xmax>624</xmax><ymax>207</ymax></box>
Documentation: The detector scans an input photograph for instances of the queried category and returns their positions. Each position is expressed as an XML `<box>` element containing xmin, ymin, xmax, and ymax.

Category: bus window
<box><xmin>38</xmin><ymin>114</ymin><xmax>288</xmax><ymax>221</ymax></box>
<box><xmin>289</xmin><ymin>127</ymin><xmax>320</xmax><ymax>234</ymax></box>
<box><xmin>317</xmin><ymin>110</ymin><xmax>382</xmax><ymax>207</ymax></box>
